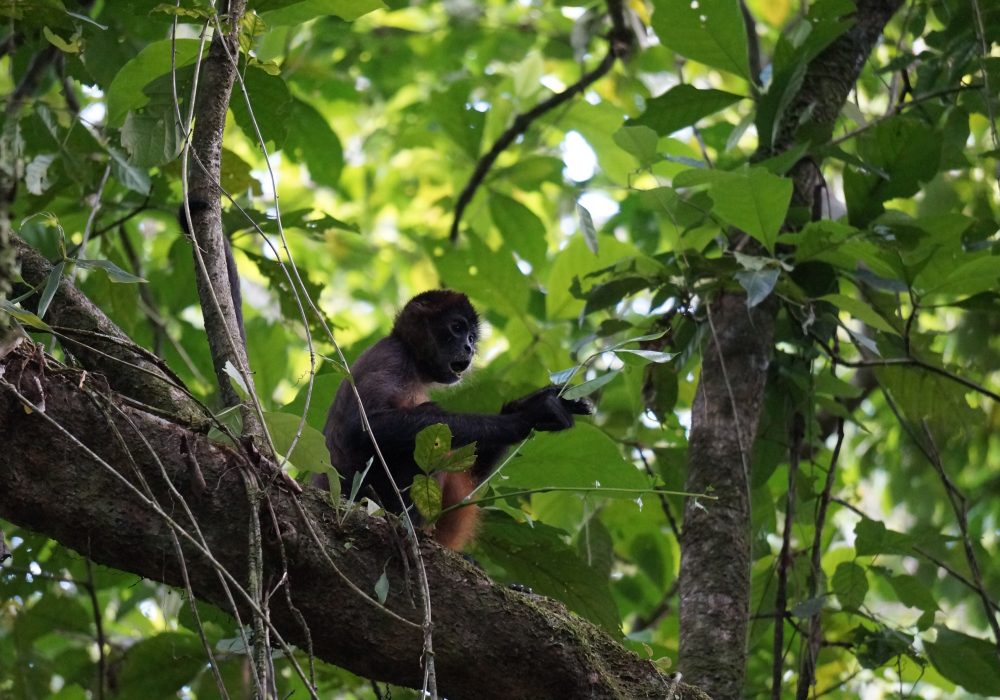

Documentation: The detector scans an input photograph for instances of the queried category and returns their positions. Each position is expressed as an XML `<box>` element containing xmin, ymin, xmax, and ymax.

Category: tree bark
<box><xmin>182</xmin><ymin>0</ymin><xmax>260</xmax><ymax>438</ymax></box>
<box><xmin>13</xmin><ymin>235</ymin><xmax>206</xmax><ymax>428</ymax></box>
<box><xmin>678</xmin><ymin>294</ymin><xmax>776</xmax><ymax>699</ymax></box>
<box><xmin>676</xmin><ymin>1</ymin><xmax>903</xmax><ymax>697</ymax></box>
<box><xmin>0</xmin><ymin>339</ymin><xmax>708</xmax><ymax>700</ymax></box>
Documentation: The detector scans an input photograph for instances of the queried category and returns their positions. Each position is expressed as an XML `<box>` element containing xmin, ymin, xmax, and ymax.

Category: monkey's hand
<box><xmin>502</xmin><ymin>386</ymin><xmax>592</xmax><ymax>432</ymax></box>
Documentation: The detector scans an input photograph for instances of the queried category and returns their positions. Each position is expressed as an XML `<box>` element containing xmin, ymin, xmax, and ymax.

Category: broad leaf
<box><xmin>411</xmin><ymin>474</ymin><xmax>443</xmax><ymax>521</ymax></box>
<box><xmin>501</xmin><ymin>423</ymin><xmax>649</xmax><ymax>493</ymax></box>
<box><xmin>832</xmin><ymin>561</ymin><xmax>868</xmax><ymax>611</ymax></box>
<box><xmin>475</xmin><ymin>511</ymin><xmax>621</xmax><ymax>633</ymax></box>
<box><xmin>925</xmin><ymin>628</ymin><xmax>1000</xmax><ymax>696</ymax></box>
<box><xmin>262</xmin><ymin>411</ymin><xmax>333</xmax><ymax>474</ymax></box>
<box><xmin>651</xmin><ymin>0</ymin><xmax>751</xmax><ymax>80</ymax></box>
<box><xmin>631</xmin><ymin>84</ymin><xmax>744</xmax><ymax>136</ymax></box>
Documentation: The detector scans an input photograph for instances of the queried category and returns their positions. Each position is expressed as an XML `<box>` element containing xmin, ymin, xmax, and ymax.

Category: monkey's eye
<box><xmin>449</xmin><ymin>321</ymin><xmax>465</xmax><ymax>336</ymax></box>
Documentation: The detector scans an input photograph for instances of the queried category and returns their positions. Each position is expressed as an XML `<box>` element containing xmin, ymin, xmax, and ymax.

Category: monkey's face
<box><xmin>394</xmin><ymin>289</ymin><xmax>481</xmax><ymax>384</ymax></box>
<box><xmin>428</xmin><ymin>311</ymin><xmax>478</xmax><ymax>384</ymax></box>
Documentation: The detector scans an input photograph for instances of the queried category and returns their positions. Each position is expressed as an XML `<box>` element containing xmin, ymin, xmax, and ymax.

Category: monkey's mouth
<box><xmin>450</xmin><ymin>359</ymin><xmax>471</xmax><ymax>375</ymax></box>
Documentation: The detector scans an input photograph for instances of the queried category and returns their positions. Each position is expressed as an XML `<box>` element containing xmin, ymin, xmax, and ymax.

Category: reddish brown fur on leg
<box><xmin>434</xmin><ymin>471</ymin><xmax>480</xmax><ymax>550</ymax></box>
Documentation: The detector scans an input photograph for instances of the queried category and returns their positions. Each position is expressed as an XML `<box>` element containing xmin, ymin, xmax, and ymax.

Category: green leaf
<box><xmin>374</xmin><ymin>570</ymin><xmax>390</xmax><ymax>604</ymax></box>
<box><xmin>222</xmin><ymin>361</ymin><xmax>249</xmax><ymax>399</ymax></box>
<box><xmin>116</xmin><ymin>632</ymin><xmax>206</xmax><ymax>697</ymax></box>
<box><xmin>107</xmin><ymin>147</ymin><xmax>152</xmax><ymax>195</ymax></box>
<box><xmin>820</xmin><ymin>293</ymin><xmax>899</xmax><ymax>334</ymax></box>
<box><xmin>851</xmin><ymin>625</ymin><xmax>915</xmax><ymax>670</ymax></box>
<box><xmin>562</xmin><ymin>371</ymin><xmax>620</xmax><ymax>400</ymax></box>
<box><xmin>854</xmin><ymin>518</ymin><xmax>913</xmax><ymax>556</ymax></box>
<box><xmin>631</xmin><ymin>85</ymin><xmax>744</xmax><ymax>136</ymax></box>
<box><xmin>651</xmin><ymin>0</ymin><xmax>751</xmax><ymax>80</ymax></box>
<box><xmin>43</xmin><ymin>26</ymin><xmax>81</xmax><ymax>53</ymax></box>
<box><xmin>14</xmin><ymin>594</ymin><xmax>92</xmax><ymax>646</ymax></box>
<box><xmin>230</xmin><ymin>66</ymin><xmax>293</xmax><ymax>149</ymax></box>
<box><xmin>38</xmin><ymin>260</ymin><xmax>64</xmax><ymax>319</ymax></box>
<box><xmin>790</xmin><ymin>596</ymin><xmax>826</xmax><ymax>619</ymax></box>
<box><xmin>918</xmin><ymin>254</ymin><xmax>1000</xmax><ymax>299</ymax></box>
<box><xmin>120</xmin><ymin>107</ymin><xmax>183</xmax><ymax>168</ymax></box>
<box><xmin>925</xmin><ymin>628</ymin><xmax>1000</xmax><ymax>696</ymax></box>
<box><xmin>1</xmin><ymin>301</ymin><xmax>52</xmax><ymax>331</ymax></box>
<box><xmin>612</xmin><ymin>125</ymin><xmax>659</xmax><ymax>168</ymax></box>
<box><xmin>884</xmin><ymin>573</ymin><xmax>938</xmax><ymax>613</ymax></box>
<box><xmin>438</xmin><ymin>442</ymin><xmax>478</xmax><ymax>473</ymax></box>
<box><xmin>431</xmin><ymin>232</ymin><xmax>530</xmax><ymax>321</ymax></box>
<box><xmin>410</xmin><ymin>474</ymin><xmax>442</xmax><ymax>521</ymax></box>
<box><xmin>675</xmin><ymin>165</ymin><xmax>792</xmax><ymax>251</ymax></box>
<box><xmin>875</xmin><ymin>364</ymin><xmax>978</xmax><ymax>437</ymax></box>
<box><xmin>74</xmin><ymin>258</ymin><xmax>146</xmax><ymax>283</ymax></box>
<box><xmin>735</xmin><ymin>267</ymin><xmax>779</xmax><ymax>308</ymax></box>
<box><xmin>475</xmin><ymin>511</ymin><xmax>621</xmax><ymax>633</ymax></box>
<box><xmin>502</xmin><ymin>423</ymin><xmax>649</xmax><ymax>492</ymax></box>
<box><xmin>581</xmin><ymin>277</ymin><xmax>649</xmax><ymax>315</ymax></box>
<box><xmin>490</xmin><ymin>192</ymin><xmax>547</xmax><ymax>269</ymax></box>
<box><xmin>262</xmin><ymin>411</ymin><xmax>334</xmax><ymax>474</ymax></box>
<box><xmin>106</xmin><ymin>39</ymin><xmax>203</xmax><ymax>127</ymax></box>
<box><xmin>843</xmin><ymin>116</ymin><xmax>941</xmax><ymax>226</ymax></box>
<box><xmin>614</xmin><ymin>349</ymin><xmax>677</xmax><ymax>364</ymax></box>
<box><xmin>283</xmin><ymin>372</ymin><xmax>346</xmax><ymax>432</ymax></box>
<box><xmin>283</xmin><ymin>99</ymin><xmax>344</xmax><ymax>188</ymax></box>
<box><xmin>546</xmin><ymin>236</ymin><xmax>643</xmax><ymax>319</ymax></box>
<box><xmin>413</xmin><ymin>423</ymin><xmax>452</xmax><ymax>474</ymax></box>
<box><xmin>258</xmin><ymin>0</ymin><xmax>386</xmax><ymax>25</ymax></box>
<box><xmin>832</xmin><ymin>561</ymin><xmax>868</xmax><ymax>610</ymax></box>
<box><xmin>577</xmin><ymin>203</ymin><xmax>598</xmax><ymax>254</ymax></box>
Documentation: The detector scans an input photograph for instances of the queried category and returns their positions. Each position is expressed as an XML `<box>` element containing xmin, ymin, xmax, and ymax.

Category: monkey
<box><xmin>321</xmin><ymin>289</ymin><xmax>591</xmax><ymax>550</ymax></box>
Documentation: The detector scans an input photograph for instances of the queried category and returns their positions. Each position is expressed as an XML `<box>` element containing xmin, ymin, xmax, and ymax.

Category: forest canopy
<box><xmin>1</xmin><ymin>0</ymin><xmax>999</xmax><ymax>698</ymax></box>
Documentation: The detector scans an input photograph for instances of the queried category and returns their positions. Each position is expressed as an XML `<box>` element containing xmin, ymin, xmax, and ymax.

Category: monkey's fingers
<box><xmin>560</xmin><ymin>396</ymin><xmax>594</xmax><ymax>415</ymax></box>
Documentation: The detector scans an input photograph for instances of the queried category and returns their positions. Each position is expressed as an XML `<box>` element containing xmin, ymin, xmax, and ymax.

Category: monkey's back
<box><xmin>322</xmin><ymin>335</ymin><xmax>425</xmax><ymax>507</ymax></box>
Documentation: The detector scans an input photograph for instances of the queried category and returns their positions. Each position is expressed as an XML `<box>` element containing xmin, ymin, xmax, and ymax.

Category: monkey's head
<box><xmin>393</xmin><ymin>290</ymin><xmax>480</xmax><ymax>384</ymax></box>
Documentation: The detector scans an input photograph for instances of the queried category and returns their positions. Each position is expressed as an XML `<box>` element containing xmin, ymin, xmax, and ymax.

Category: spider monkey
<box><xmin>321</xmin><ymin>290</ymin><xmax>591</xmax><ymax>550</ymax></box>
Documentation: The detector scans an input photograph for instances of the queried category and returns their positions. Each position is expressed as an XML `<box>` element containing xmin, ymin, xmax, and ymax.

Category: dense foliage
<box><xmin>2</xmin><ymin>0</ymin><xmax>999</xmax><ymax>697</ymax></box>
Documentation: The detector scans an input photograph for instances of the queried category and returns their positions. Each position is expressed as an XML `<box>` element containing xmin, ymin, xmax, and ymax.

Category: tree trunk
<box><xmin>676</xmin><ymin>1</ymin><xmax>903</xmax><ymax>696</ymax></box>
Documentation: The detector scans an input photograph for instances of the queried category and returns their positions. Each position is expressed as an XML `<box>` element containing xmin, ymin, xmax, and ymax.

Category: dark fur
<box><xmin>322</xmin><ymin>290</ymin><xmax>590</xmax><ymax>549</ymax></box>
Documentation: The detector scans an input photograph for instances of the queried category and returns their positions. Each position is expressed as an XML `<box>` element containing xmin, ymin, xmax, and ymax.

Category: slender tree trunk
<box><xmin>676</xmin><ymin>2</ymin><xmax>904</xmax><ymax>696</ymax></box>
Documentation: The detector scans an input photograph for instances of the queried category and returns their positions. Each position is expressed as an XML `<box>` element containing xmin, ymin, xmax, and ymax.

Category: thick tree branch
<box><xmin>12</xmin><ymin>235</ymin><xmax>207</xmax><ymax>428</ymax></box>
<box><xmin>0</xmin><ymin>341</ymin><xmax>708</xmax><ymax>700</ymax></box>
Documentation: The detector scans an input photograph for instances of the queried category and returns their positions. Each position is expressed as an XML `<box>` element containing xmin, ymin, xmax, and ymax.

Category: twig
<box><xmin>796</xmin><ymin>418</ymin><xmax>845</xmax><ymax>700</ymax></box>
<box><xmin>830</xmin><ymin>497</ymin><xmax>1000</xmax><ymax>614</ymax></box>
<box><xmin>918</xmin><ymin>420</ymin><xmax>1000</xmax><ymax>655</ymax></box>
<box><xmin>68</xmin><ymin>165</ymin><xmax>111</xmax><ymax>285</ymax></box>
<box><xmin>118</xmin><ymin>225</ymin><xmax>165</xmax><ymax>356</ymax></box>
<box><xmin>771</xmin><ymin>412</ymin><xmax>803</xmax><ymax>700</ymax></box>
<box><xmin>82</xmin><ymin>558</ymin><xmax>107</xmax><ymax>700</ymax></box>
<box><xmin>813</xmin><ymin>335</ymin><xmax>1000</xmax><ymax>403</ymax></box>
<box><xmin>90</xmin><ymin>195</ymin><xmax>153</xmax><ymax>238</ymax></box>
<box><xmin>829</xmin><ymin>83</ymin><xmax>980</xmax><ymax>147</ymax></box>
<box><xmin>449</xmin><ymin>0</ymin><xmax>631</xmax><ymax>242</ymax></box>
<box><xmin>4</xmin><ymin>45</ymin><xmax>58</xmax><ymax>119</ymax></box>
<box><xmin>637</xmin><ymin>446</ymin><xmax>681</xmax><ymax>541</ymax></box>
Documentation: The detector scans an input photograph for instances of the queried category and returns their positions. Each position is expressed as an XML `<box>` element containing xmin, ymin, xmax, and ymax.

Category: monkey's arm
<box><xmin>365</xmin><ymin>404</ymin><xmax>532</xmax><ymax>454</ymax></box>
<box><xmin>364</xmin><ymin>387</ymin><xmax>590</xmax><ymax>478</ymax></box>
